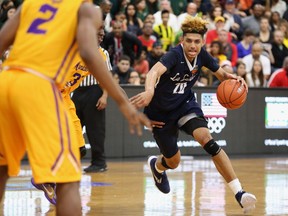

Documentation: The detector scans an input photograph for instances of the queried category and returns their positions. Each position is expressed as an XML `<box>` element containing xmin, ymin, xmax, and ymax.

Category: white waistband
<box><xmin>3</xmin><ymin>66</ymin><xmax>54</xmax><ymax>83</ymax></box>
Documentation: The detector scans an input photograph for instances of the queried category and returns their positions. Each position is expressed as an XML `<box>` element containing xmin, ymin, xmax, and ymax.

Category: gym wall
<box><xmin>84</xmin><ymin>86</ymin><xmax>288</xmax><ymax>158</ymax></box>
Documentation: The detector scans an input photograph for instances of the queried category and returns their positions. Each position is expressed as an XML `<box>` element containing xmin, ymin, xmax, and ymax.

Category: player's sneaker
<box><xmin>31</xmin><ymin>178</ymin><xmax>57</xmax><ymax>205</ymax></box>
<box><xmin>235</xmin><ymin>190</ymin><xmax>257</xmax><ymax>214</ymax></box>
<box><xmin>148</xmin><ymin>156</ymin><xmax>170</xmax><ymax>194</ymax></box>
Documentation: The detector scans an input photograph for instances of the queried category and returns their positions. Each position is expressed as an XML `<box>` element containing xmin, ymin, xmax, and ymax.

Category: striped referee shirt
<box><xmin>79</xmin><ymin>46</ymin><xmax>112</xmax><ymax>87</ymax></box>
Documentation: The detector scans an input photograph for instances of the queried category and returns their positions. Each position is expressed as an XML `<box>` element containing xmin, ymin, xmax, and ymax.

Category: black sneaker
<box><xmin>147</xmin><ymin>156</ymin><xmax>170</xmax><ymax>194</ymax></box>
<box><xmin>235</xmin><ymin>190</ymin><xmax>257</xmax><ymax>214</ymax></box>
<box><xmin>84</xmin><ymin>164</ymin><xmax>107</xmax><ymax>173</ymax></box>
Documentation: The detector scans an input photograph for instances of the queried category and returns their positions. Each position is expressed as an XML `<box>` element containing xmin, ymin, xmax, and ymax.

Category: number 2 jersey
<box><xmin>3</xmin><ymin>0</ymin><xmax>90</xmax><ymax>88</ymax></box>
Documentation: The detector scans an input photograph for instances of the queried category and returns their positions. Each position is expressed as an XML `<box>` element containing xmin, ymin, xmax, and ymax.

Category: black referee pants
<box><xmin>72</xmin><ymin>85</ymin><xmax>106</xmax><ymax>167</ymax></box>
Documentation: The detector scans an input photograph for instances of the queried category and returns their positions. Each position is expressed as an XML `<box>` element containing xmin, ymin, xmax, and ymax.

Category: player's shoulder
<box><xmin>79</xmin><ymin>1</ymin><xmax>101</xmax><ymax>18</ymax></box>
<box><xmin>167</xmin><ymin>45</ymin><xmax>184</xmax><ymax>57</ymax></box>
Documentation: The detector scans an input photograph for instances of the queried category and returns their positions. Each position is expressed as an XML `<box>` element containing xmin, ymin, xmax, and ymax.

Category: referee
<box><xmin>72</xmin><ymin>25</ymin><xmax>112</xmax><ymax>173</ymax></box>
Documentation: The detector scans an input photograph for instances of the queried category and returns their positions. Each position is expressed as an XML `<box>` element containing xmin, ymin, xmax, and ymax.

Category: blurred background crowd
<box><xmin>1</xmin><ymin>0</ymin><xmax>288</xmax><ymax>88</ymax></box>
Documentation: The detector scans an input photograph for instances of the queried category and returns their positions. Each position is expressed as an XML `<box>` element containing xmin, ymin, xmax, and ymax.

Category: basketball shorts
<box><xmin>62</xmin><ymin>93</ymin><xmax>85</xmax><ymax>148</ymax></box>
<box><xmin>0</xmin><ymin>70</ymin><xmax>81</xmax><ymax>183</ymax></box>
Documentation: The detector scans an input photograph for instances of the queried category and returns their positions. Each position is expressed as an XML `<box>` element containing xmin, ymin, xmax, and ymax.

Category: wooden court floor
<box><xmin>1</xmin><ymin>156</ymin><xmax>288</xmax><ymax>216</ymax></box>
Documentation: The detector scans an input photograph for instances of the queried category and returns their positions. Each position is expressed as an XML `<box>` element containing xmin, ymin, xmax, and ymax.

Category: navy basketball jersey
<box><xmin>145</xmin><ymin>44</ymin><xmax>219</xmax><ymax>120</ymax></box>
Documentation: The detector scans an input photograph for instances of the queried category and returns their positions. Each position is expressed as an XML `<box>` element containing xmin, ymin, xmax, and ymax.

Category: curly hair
<box><xmin>181</xmin><ymin>16</ymin><xmax>208</xmax><ymax>36</ymax></box>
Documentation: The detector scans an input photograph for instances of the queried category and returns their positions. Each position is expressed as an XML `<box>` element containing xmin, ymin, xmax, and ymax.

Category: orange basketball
<box><xmin>216</xmin><ymin>79</ymin><xmax>247</xmax><ymax>110</ymax></box>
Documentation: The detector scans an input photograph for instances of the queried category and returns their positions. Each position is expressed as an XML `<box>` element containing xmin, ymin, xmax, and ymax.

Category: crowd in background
<box><xmin>1</xmin><ymin>0</ymin><xmax>288</xmax><ymax>88</ymax></box>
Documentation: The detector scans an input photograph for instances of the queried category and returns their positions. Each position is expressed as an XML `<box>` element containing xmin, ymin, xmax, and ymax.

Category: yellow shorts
<box><xmin>62</xmin><ymin>93</ymin><xmax>85</xmax><ymax>148</ymax></box>
<box><xmin>0</xmin><ymin>70</ymin><xmax>81</xmax><ymax>183</ymax></box>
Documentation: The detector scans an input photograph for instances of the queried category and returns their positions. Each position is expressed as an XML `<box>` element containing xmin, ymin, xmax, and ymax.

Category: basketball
<box><xmin>216</xmin><ymin>79</ymin><xmax>247</xmax><ymax>110</ymax></box>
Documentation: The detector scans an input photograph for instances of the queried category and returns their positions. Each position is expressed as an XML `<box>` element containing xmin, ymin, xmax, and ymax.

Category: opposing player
<box><xmin>130</xmin><ymin>16</ymin><xmax>256</xmax><ymax>214</ymax></box>
<box><xmin>30</xmin><ymin>17</ymin><xmax>111</xmax><ymax>205</ymax></box>
<box><xmin>0</xmin><ymin>1</ymin><xmax>151</xmax><ymax>215</ymax></box>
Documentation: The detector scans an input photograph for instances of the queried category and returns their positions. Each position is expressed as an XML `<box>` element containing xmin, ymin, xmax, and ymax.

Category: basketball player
<box><xmin>130</xmin><ymin>16</ymin><xmax>256</xmax><ymax>214</ymax></box>
<box><xmin>0</xmin><ymin>1</ymin><xmax>151</xmax><ymax>216</ymax></box>
<box><xmin>30</xmin><ymin>18</ymin><xmax>111</xmax><ymax>205</ymax></box>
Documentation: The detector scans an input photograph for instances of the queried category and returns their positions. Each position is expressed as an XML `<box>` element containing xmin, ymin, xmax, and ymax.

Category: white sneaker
<box><xmin>235</xmin><ymin>191</ymin><xmax>257</xmax><ymax>214</ymax></box>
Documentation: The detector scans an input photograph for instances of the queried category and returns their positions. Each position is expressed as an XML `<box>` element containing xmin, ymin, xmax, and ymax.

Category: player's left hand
<box><xmin>96</xmin><ymin>96</ymin><xmax>107</xmax><ymax>110</ymax></box>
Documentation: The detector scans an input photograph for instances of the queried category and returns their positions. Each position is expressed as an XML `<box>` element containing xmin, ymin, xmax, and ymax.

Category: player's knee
<box><xmin>161</xmin><ymin>156</ymin><xmax>180</xmax><ymax>169</ymax></box>
<box><xmin>203</xmin><ymin>139</ymin><xmax>222</xmax><ymax>156</ymax></box>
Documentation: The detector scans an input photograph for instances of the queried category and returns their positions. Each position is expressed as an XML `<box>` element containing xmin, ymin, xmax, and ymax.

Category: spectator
<box><xmin>237</xmin><ymin>29</ymin><xmax>255</xmax><ymax>59</ymax></box>
<box><xmin>270</xmin><ymin>0</ymin><xmax>287</xmax><ymax>18</ymax></box>
<box><xmin>256</xmin><ymin>16</ymin><xmax>274</xmax><ymax>60</ymax></box>
<box><xmin>177</xmin><ymin>2</ymin><xmax>198</xmax><ymax>29</ymax></box>
<box><xmin>153</xmin><ymin>0</ymin><xmax>178</xmax><ymax>32</ymax></box>
<box><xmin>270</xmin><ymin>11</ymin><xmax>281</xmax><ymax>32</ymax></box>
<box><xmin>246</xmin><ymin>59</ymin><xmax>266</xmax><ymax>87</ymax></box>
<box><xmin>283</xmin><ymin>8</ymin><xmax>288</xmax><ymax>21</ymax></box>
<box><xmin>278</xmin><ymin>19</ymin><xmax>288</xmax><ymax>48</ymax></box>
<box><xmin>234</xmin><ymin>60</ymin><xmax>247</xmax><ymax>79</ymax></box>
<box><xmin>100</xmin><ymin>0</ymin><xmax>113</xmax><ymax>33</ymax></box>
<box><xmin>153</xmin><ymin>9</ymin><xmax>175</xmax><ymax>51</ymax></box>
<box><xmin>144</xmin><ymin>13</ymin><xmax>156</xmax><ymax>25</ymax></box>
<box><xmin>257</xmin><ymin>16</ymin><xmax>273</xmax><ymax>44</ymax></box>
<box><xmin>206</xmin><ymin>6</ymin><xmax>226</xmax><ymax>30</ymax></box>
<box><xmin>267</xmin><ymin>56</ymin><xmax>288</xmax><ymax>87</ymax></box>
<box><xmin>128</xmin><ymin>71</ymin><xmax>141</xmax><ymax>85</ymax></box>
<box><xmin>218</xmin><ymin>29</ymin><xmax>238</xmax><ymax>66</ymax></box>
<box><xmin>146</xmin><ymin>0</ymin><xmax>159</xmax><ymax>14</ymax></box>
<box><xmin>147</xmin><ymin>40</ymin><xmax>165</xmax><ymax>69</ymax></box>
<box><xmin>112</xmin><ymin>55</ymin><xmax>137</xmax><ymax>84</ymax></box>
<box><xmin>170</xmin><ymin>0</ymin><xmax>187</xmax><ymax>16</ymax></box>
<box><xmin>135</xmin><ymin>0</ymin><xmax>149</xmax><ymax>21</ymax></box>
<box><xmin>237</xmin><ymin>0</ymin><xmax>253</xmax><ymax>16</ymax></box>
<box><xmin>103</xmin><ymin>20</ymin><xmax>142</xmax><ymax>65</ymax></box>
<box><xmin>242</xmin><ymin>2</ymin><xmax>265</xmax><ymax>35</ymax></box>
<box><xmin>209</xmin><ymin>40</ymin><xmax>227</xmax><ymax>65</ymax></box>
<box><xmin>271</xmin><ymin>29</ymin><xmax>288</xmax><ymax>70</ymax></box>
<box><xmin>138</xmin><ymin>21</ymin><xmax>157</xmax><ymax>52</ymax></box>
<box><xmin>193</xmin><ymin>0</ymin><xmax>208</xmax><ymax>18</ymax></box>
<box><xmin>111</xmin><ymin>11</ymin><xmax>127</xmax><ymax>30</ymax></box>
<box><xmin>242</xmin><ymin>42</ymin><xmax>271</xmax><ymax>80</ymax></box>
<box><xmin>124</xmin><ymin>3</ymin><xmax>143</xmax><ymax>36</ymax></box>
<box><xmin>205</xmin><ymin>16</ymin><xmax>232</xmax><ymax>52</ymax></box>
<box><xmin>223</xmin><ymin>0</ymin><xmax>244</xmax><ymax>41</ymax></box>
<box><xmin>134</xmin><ymin>49</ymin><xmax>149</xmax><ymax>75</ymax></box>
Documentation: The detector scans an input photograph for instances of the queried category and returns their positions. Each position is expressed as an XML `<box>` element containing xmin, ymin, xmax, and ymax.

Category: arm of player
<box><xmin>214</xmin><ymin>67</ymin><xmax>248</xmax><ymax>91</ymax></box>
<box><xmin>0</xmin><ymin>6</ymin><xmax>21</xmax><ymax>55</ymax></box>
<box><xmin>77</xmin><ymin>4</ymin><xmax>151</xmax><ymax>134</ymax></box>
<box><xmin>130</xmin><ymin>61</ymin><xmax>167</xmax><ymax>109</ymax></box>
